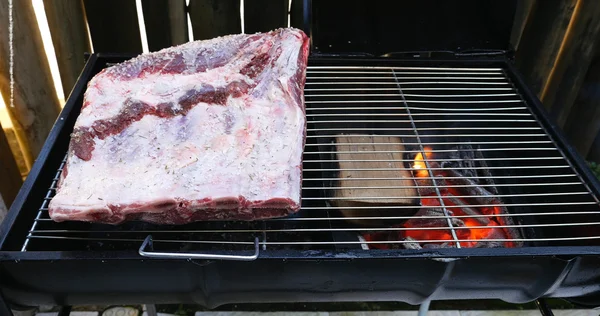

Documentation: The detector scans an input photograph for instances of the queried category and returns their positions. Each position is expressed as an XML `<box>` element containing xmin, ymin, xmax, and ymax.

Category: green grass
<box><xmin>587</xmin><ymin>161</ymin><xmax>600</xmax><ymax>181</ymax></box>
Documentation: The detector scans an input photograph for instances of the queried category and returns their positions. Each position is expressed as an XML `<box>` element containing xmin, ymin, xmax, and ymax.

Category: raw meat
<box><xmin>49</xmin><ymin>28</ymin><xmax>310</xmax><ymax>225</ymax></box>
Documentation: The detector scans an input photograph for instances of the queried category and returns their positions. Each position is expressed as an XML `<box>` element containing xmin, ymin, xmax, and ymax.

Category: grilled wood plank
<box><xmin>188</xmin><ymin>0</ymin><xmax>241</xmax><ymax>40</ymax></box>
<box><xmin>0</xmin><ymin>0</ymin><xmax>61</xmax><ymax>167</ymax></box>
<box><xmin>244</xmin><ymin>0</ymin><xmax>288</xmax><ymax>33</ymax></box>
<box><xmin>43</xmin><ymin>0</ymin><xmax>92</xmax><ymax>98</ymax></box>
<box><xmin>331</xmin><ymin>135</ymin><xmax>419</xmax><ymax>225</ymax></box>
<box><xmin>142</xmin><ymin>0</ymin><xmax>188</xmax><ymax>51</ymax></box>
<box><xmin>83</xmin><ymin>0</ymin><xmax>142</xmax><ymax>53</ymax></box>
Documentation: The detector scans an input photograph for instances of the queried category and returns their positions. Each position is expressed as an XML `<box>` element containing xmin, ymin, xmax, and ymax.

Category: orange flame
<box><xmin>413</xmin><ymin>147</ymin><xmax>433</xmax><ymax>178</ymax></box>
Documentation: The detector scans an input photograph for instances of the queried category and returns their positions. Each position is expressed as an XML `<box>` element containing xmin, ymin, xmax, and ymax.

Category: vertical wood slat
<box><xmin>564</xmin><ymin>55</ymin><xmax>600</xmax><ymax>157</ymax></box>
<box><xmin>0</xmin><ymin>0</ymin><xmax>61</xmax><ymax>167</ymax></box>
<box><xmin>510</xmin><ymin>0</ymin><xmax>536</xmax><ymax>51</ymax></box>
<box><xmin>244</xmin><ymin>0</ymin><xmax>288</xmax><ymax>33</ymax></box>
<box><xmin>83</xmin><ymin>0</ymin><xmax>143</xmax><ymax>53</ymax></box>
<box><xmin>142</xmin><ymin>0</ymin><xmax>188</xmax><ymax>51</ymax></box>
<box><xmin>289</xmin><ymin>0</ymin><xmax>304</xmax><ymax>30</ymax></box>
<box><xmin>188</xmin><ymin>0</ymin><xmax>241</xmax><ymax>40</ymax></box>
<box><xmin>545</xmin><ymin>0</ymin><xmax>600</xmax><ymax>128</ymax></box>
<box><xmin>586</xmin><ymin>126</ymin><xmax>600</xmax><ymax>162</ymax></box>
<box><xmin>43</xmin><ymin>0</ymin><xmax>92</xmax><ymax>99</ymax></box>
<box><xmin>515</xmin><ymin>0</ymin><xmax>577</xmax><ymax>98</ymax></box>
<box><xmin>0</xmin><ymin>124</ymin><xmax>23</xmax><ymax>209</ymax></box>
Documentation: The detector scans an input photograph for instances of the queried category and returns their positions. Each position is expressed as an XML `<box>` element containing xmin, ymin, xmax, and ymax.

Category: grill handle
<box><xmin>138</xmin><ymin>235</ymin><xmax>260</xmax><ymax>261</ymax></box>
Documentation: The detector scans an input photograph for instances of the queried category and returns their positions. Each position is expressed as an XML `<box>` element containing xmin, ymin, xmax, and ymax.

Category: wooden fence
<box><xmin>1</xmin><ymin>0</ymin><xmax>600</xmax><ymax>211</ymax></box>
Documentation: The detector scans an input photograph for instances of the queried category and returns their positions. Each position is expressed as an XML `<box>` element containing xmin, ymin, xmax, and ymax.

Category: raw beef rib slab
<box><xmin>49</xmin><ymin>28</ymin><xmax>310</xmax><ymax>225</ymax></box>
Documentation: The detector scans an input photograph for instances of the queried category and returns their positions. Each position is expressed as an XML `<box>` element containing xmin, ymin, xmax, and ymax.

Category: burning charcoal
<box><xmin>408</xmin><ymin>207</ymin><xmax>465</xmax><ymax>228</ymax></box>
<box><xmin>474</xmin><ymin>147</ymin><xmax>498</xmax><ymax>195</ymax></box>
<box><xmin>403</xmin><ymin>236</ymin><xmax>423</xmax><ymax>250</ymax></box>
<box><xmin>422</xmin><ymin>241</ymin><xmax>453</xmax><ymax>249</ymax></box>
<box><xmin>446</xmin><ymin>145</ymin><xmax>478</xmax><ymax>179</ymax></box>
<box><xmin>414</xmin><ymin>162</ymin><xmax>447</xmax><ymax>196</ymax></box>
<box><xmin>416</xmin><ymin>178</ymin><xmax>448</xmax><ymax>197</ymax></box>
<box><xmin>444</xmin><ymin>196</ymin><xmax>491</xmax><ymax>225</ymax></box>
<box><xmin>492</xmin><ymin>206</ymin><xmax>524</xmax><ymax>248</ymax></box>
<box><xmin>401</xmin><ymin>207</ymin><xmax>466</xmax><ymax>249</ymax></box>
<box><xmin>445</xmin><ymin>169</ymin><xmax>500</xmax><ymax>206</ymax></box>
<box><xmin>474</xmin><ymin>240</ymin><xmax>506</xmax><ymax>248</ymax></box>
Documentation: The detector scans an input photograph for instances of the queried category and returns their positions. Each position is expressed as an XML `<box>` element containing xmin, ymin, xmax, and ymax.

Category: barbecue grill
<box><xmin>2</xmin><ymin>0</ymin><xmax>600</xmax><ymax>312</ymax></box>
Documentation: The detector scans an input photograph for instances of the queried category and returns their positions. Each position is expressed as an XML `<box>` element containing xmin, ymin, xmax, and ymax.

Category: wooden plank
<box><xmin>510</xmin><ymin>0</ymin><xmax>536</xmax><ymax>51</ymax></box>
<box><xmin>0</xmin><ymin>193</ymin><xmax>7</xmax><ymax>224</ymax></box>
<box><xmin>0</xmin><ymin>0</ymin><xmax>61</xmax><ymax>167</ymax></box>
<box><xmin>2</xmin><ymin>127</ymin><xmax>27</xmax><ymax>178</ymax></box>
<box><xmin>564</xmin><ymin>54</ymin><xmax>600</xmax><ymax>157</ymax></box>
<box><xmin>0</xmin><ymin>125</ymin><xmax>23</xmax><ymax>208</ymax></box>
<box><xmin>289</xmin><ymin>0</ymin><xmax>304</xmax><ymax>29</ymax></box>
<box><xmin>188</xmin><ymin>0</ymin><xmax>241</xmax><ymax>40</ymax></box>
<box><xmin>43</xmin><ymin>0</ymin><xmax>92</xmax><ymax>98</ymax></box>
<box><xmin>142</xmin><ymin>0</ymin><xmax>188</xmax><ymax>51</ymax></box>
<box><xmin>544</xmin><ymin>0</ymin><xmax>600</xmax><ymax>128</ymax></box>
<box><xmin>331</xmin><ymin>135</ymin><xmax>419</xmax><ymax>226</ymax></box>
<box><xmin>515</xmin><ymin>0</ymin><xmax>577</xmax><ymax>99</ymax></box>
<box><xmin>244</xmin><ymin>0</ymin><xmax>288</xmax><ymax>33</ymax></box>
<box><xmin>83</xmin><ymin>0</ymin><xmax>142</xmax><ymax>53</ymax></box>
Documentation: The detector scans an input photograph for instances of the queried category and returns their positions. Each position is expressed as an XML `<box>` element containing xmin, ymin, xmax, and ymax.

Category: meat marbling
<box><xmin>49</xmin><ymin>28</ymin><xmax>310</xmax><ymax>225</ymax></box>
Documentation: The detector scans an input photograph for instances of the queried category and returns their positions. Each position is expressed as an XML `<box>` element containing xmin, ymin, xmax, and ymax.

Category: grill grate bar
<box><xmin>310</xmin><ymin>76</ymin><xmax>506</xmax><ymax>80</ymax></box>
<box><xmin>299</xmin><ymin>202</ymin><xmax>600</xmax><ymax>210</ymax></box>
<box><xmin>32</xmin><ymin>210</ymin><xmax>600</xmax><ymax>222</ymax></box>
<box><xmin>304</xmin><ymin>192</ymin><xmax>590</xmax><ymax>201</ymax></box>
<box><xmin>29</xmin><ymin>221</ymin><xmax>600</xmax><ymax>235</ymax></box>
<box><xmin>22</xmin><ymin>155</ymin><xmax>67</xmax><ymax>251</ymax></box>
<box><xmin>302</xmin><ymin>175</ymin><xmax>579</xmax><ymax>181</ymax></box>
<box><xmin>306</xmin><ymin>71</ymin><xmax>504</xmax><ymax>75</ymax></box>
<box><xmin>306</xmin><ymin>82</ymin><xmax>511</xmax><ymax>86</ymax></box>
<box><xmin>308</xmin><ymin>127</ymin><xmax>543</xmax><ymax>131</ymax></box>
<box><xmin>306</xmin><ymin>141</ymin><xmax>550</xmax><ymax>146</ymax></box>
<box><xmin>304</xmin><ymin>165</ymin><xmax>570</xmax><ymax>171</ymax></box>
<box><xmin>304</xmin><ymin>156</ymin><xmax>563</xmax><ymax>162</ymax></box>
<box><xmin>309</xmin><ymin>120</ymin><xmax>537</xmax><ymax>124</ymax></box>
<box><xmin>306</xmin><ymin>99</ymin><xmax>521</xmax><ymax>104</ymax></box>
<box><xmin>302</xmin><ymin>182</ymin><xmax>584</xmax><ymax>189</ymax></box>
<box><xmin>23</xmin><ymin>235</ymin><xmax>600</xmax><ymax>245</ymax></box>
<box><xmin>306</xmin><ymin>107</ymin><xmax>528</xmax><ymax>111</ymax></box>
<box><xmin>307</xmin><ymin>66</ymin><xmax>504</xmax><ymax>71</ymax></box>
<box><xmin>306</xmin><ymin>87</ymin><xmax>516</xmax><ymax>91</ymax></box>
<box><xmin>392</xmin><ymin>68</ymin><xmax>462</xmax><ymax>248</ymax></box>
<box><xmin>21</xmin><ymin>64</ymin><xmax>600</xmax><ymax>253</ymax></box>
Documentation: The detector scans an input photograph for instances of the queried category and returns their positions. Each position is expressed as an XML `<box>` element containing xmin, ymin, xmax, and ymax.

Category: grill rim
<box><xmin>2</xmin><ymin>53</ymin><xmax>600</xmax><ymax>309</ymax></box>
<box><xmin>2</xmin><ymin>54</ymin><xmax>600</xmax><ymax>258</ymax></box>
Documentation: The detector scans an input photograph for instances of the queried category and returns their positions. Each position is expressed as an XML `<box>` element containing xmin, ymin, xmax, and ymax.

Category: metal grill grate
<box><xmin>20</xmin><ymin>65</ymin><xmax>600</xmax><ymax>254</ymax></box>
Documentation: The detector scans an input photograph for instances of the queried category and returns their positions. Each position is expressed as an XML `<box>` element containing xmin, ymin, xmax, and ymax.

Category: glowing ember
<box><xmin>412</xmin><ymin>147</ymin><xmax>433</xmax><ymax>178</ymax></box>
<box><xmin>362</xmin><ymin>145</ymin><xmax>521</xmax><ymax>249</ymax></box>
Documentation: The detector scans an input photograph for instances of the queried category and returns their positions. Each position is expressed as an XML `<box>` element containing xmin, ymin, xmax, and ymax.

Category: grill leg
<box><xmin>144</xmin><ymin>304</ymin><xmax>157</xmax><ymax>316</ymax></box>
<box><xmin>536</xmin><ymin>299</ymin><xmax>554</xmax><ymax>316</ymax></box>
<box><xmin>57</xmin><ymin>306</ymin><xmax>72</xmax><ymax>316</ymax></box>
<box><xmin>417</xmin><ymin>299</ymin><xmax>431</xmax><ymax>316</ymax></box>
<box><xmin>0</xmin><ymin>292</ymin><xmax>13</xmax><ymax>316</ymax></box>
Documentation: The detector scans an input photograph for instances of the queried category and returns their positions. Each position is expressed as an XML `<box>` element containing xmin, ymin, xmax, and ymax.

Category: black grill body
<box><xmin>1</xmin><ymin>54</ymin><xmax>600</xmax><ymax>308</ymax></box>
